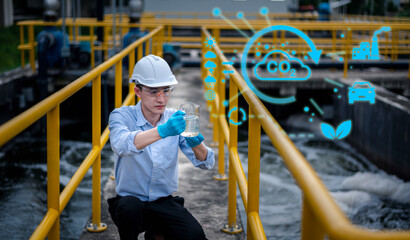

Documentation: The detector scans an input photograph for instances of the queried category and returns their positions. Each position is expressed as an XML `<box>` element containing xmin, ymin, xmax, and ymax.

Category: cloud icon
<box><xmin>253</xmin><ymin>50</ymin><xmax>311</xmax><ymax>81</ymax></box>
<box><xmin>205</xmin><ymin>51</ymin><xmax>216</xmax><ymax>59</ymax></box>
<box><xmin>205</xmin><ymin>60</ymin><xmax>217</xmax><ymax>74</ymax></box>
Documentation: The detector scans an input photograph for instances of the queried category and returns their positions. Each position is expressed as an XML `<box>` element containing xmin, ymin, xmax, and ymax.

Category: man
<box><xmin>108</xmin><ymin>54</ymin><xmax>215</xmax><ymax>240</ymax></box>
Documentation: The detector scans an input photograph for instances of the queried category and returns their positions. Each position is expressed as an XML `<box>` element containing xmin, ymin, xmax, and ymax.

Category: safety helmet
<box><xmin>129</xmin><ymin>54</ymin><xmax>178</xmax><ymax>87</ymax></box>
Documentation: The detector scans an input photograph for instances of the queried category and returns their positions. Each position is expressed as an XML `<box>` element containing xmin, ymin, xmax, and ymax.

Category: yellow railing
<box><xmin>18</xmin><ymin>16</ymin><xmax>410</xmax><ymax>80</ymax></box>
<box><xmin>17</xmin><ymin>18</ymin><xmax>160</xmax><ymax>71</ymax></box>
<box><xmin>0</xmin><ymin>25</ymin><xmax>164</xmax><ymax>240</ymax></box>
<box><xmin>201</xmin><ymin>26</ymin><xmax>410</xmax><ymax>240</ymax></box>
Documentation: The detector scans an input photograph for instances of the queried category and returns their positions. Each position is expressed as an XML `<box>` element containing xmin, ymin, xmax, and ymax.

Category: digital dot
<box><xmin>281</xmin><ymin>43</ymin><xmax>285</xmax><ymax>47</ymax></box>
<box><xmin>292</xmin><ymin>50</ymin><xmax>296</xmax><ymax>55</ymax></box>
<box><xmin>309</xmin><ymin>118</ymin><xmax>313</xmax><ymax>122</ymax></box>
<box><xmin>304</xmin><ymin>56</ymin><xmax>308</xmax><ymax>60</ymax></box>
<box><xmin>222</xmin><ymin>79</ymin><xmax>225</xmax><ymax>83</ymax></box>
<box><xmin>221</xmin><ymin>51</ymin><xmax>223</xmax><ymax>53</ymax></box>
<box><xmin>339</xmin><ymin>57</ymin><xmax>344</xmax><ymax>61</ymax></box>
<box><xmin>338</xmin><ymin>95</ymin><xmax>341</xmax><ymax>98</ymax></box>
<box><xmin>348</xmin><ymin>28</ymin><xmax>351</xmax><ymax>31</ymax></box>
<box><xmin>256</xmin><ymin>52</ymin><xmax>261</xmax><ymax>57</ymax></box>
<box><xmin>304</xmin><ymin>106</ymin><xmax>309</xmax><ymax>112</ymax></box>
<box><xmin>212</xmin><ymin>8</ymin><xmax>221</xmax><ymax>17</ymax></box>
<box><xmin>234</xmin><ymin>49</ymin><xmax>237</xmax><ymax>53</ymax></box>
<box><xmin>265</xmin><ymin>44</ymin><xmax>269</xmax><ymax>49</ymax></box>
<box><xmin>286</xmin><ymin>42</ymin><xmax>289</xmax><ymax>45</ymax></box>
<box><xmin>232</xmin><ymin>57</ymin><xmax>235</xmax><ymax>61</ymax></box>
<box><xmin>223</xmin><ymin>100</ymin><xmax>228</xmax><ymax>107</ymax></box>
<box><xmin>252</xmin><ymin>60</ymin><xmax>255</xmax><ymax>63</ymax></box>
<box><xmin>260</xmin><ymin>7</ymin><xmax>268</xmax><ymax>16</ymax></box>
<box><xmin>237</xmin><ymin>12</ymin><xmax>244</xmax><ymax>19</ymax></box>
<box><xmin>350</xmin><ymin>66</ymin><xmax>353</xmax><ymax>69</ymax></box>
<box><xmin>287</xmin><ymin>50</ymin><xmax>290</xmax><ymax>52</ymax></box>
<box><xmin>341</xmin><ymin>34</ymin><xmax>345</xmax><ymax>38</ymax></box>
<box><xmin>255</xmin><ymin>47</ymin><xmax>258</xmax><ymax>50</ymax></box>
<box><xmin>334</xmin><ymin>88</ymin><xmax>338</xmax><ymax>93</ymax></box>
<box><xmin>311</xmin><ymin>113</ymin><xmax>315</xmax><ymax>116</ymax></box>
<box><xmin>258</xmin><ymin>42</ymin><xmax>261</xmax><ymax>45</ymax></box>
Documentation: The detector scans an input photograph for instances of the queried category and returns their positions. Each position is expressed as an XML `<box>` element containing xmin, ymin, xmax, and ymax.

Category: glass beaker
<box><xmin>179</xmin><ymin>102</ymin><xmax>200</xmax><ymax>137</ymax></box>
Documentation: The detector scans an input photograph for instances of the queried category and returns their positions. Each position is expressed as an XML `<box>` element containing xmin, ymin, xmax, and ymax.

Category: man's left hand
<box><xmin>185</xmin><ymin>133</ymin><xmax>204</xmax><ymax>148</ymax></box>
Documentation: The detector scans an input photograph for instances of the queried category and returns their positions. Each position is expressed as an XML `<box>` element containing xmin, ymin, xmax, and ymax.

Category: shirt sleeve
<box><xmin>108</xmin><ymin>108</ymin><xmax>144</xmax><ymax>156</ymax></box>
<box><xmin>179</xmin><ymin>136</ymin><xmax>215</xmax><ymax>170</ymax></box>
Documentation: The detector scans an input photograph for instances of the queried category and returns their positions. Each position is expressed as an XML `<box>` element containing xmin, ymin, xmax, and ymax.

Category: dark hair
<box><xmin>135</xmin><ymin>84</ymin><xmax>143</xmax><ymax>89</ymax></box>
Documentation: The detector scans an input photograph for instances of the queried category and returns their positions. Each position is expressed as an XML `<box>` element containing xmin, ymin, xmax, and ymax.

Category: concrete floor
<box><xmin>79</xmin><ymin>67</ymin><xmax>246</xmax><ymax>240</ymax></box>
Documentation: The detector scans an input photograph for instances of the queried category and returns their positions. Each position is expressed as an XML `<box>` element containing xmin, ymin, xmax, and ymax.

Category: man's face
<box><xmin>134</xmin><ymin>85</ymin><xmax>173</xmax><ymax>116</ymax></box>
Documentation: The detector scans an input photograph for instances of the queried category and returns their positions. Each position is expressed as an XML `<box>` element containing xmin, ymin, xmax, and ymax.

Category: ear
<box><xmin>134</xmin><ymin>86</ymin><xmax>141</xmax><ymax>98</ymax></box>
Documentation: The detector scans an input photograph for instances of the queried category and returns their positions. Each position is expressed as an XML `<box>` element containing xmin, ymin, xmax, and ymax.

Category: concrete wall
<box><xmin>334</xmin><ymin>78</ymin><xmax>410</xmax><ymax>181</ymax></box>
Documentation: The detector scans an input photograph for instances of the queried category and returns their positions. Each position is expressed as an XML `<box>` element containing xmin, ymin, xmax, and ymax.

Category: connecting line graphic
<box><xmin>309</xmin><ymin>98</ymin><xmax>324</xmax><ymax>115</ymax></box>
<box><xmin>237</xmin><ymin>12</ymin><xmax>256</xmax><ymax>34</ymax></box>
<box><xmin>324</xmin><ymin>78</ymin><xmax>344</xmax><ymax>88</ymax></box>
<box><xmin>264</xmin><ymin>15</ymin><xmax>271</xmax><ymax>26</ymax></box>
<box><xmin>220</xmin><ymin>14</ymin><xmax>250</xmax><ymax>39</ymax></box>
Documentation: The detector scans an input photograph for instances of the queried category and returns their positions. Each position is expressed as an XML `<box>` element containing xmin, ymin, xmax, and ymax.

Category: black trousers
<box><xmin>108</xmin><ymin>195</ymin><xmax>207</xmax><ymax>240</ymax></box>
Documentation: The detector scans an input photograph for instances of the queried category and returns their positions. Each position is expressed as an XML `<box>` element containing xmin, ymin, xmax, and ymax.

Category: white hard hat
<box><xmin>129</xmin><ymin>54</ymin><xmax>178</xmax><ymax>87</ymax></box>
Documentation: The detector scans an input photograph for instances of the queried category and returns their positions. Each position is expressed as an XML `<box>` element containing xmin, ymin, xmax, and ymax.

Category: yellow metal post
<box><xmin>115</xmin><ymin>60</ymin><xmax>122</xmax><ymax>108</ymax></box>
<box><xmin>247</xmin><ymin>107</ymin><xmax>261</xmax><ymax>240</ymax></box>
<box><xmin>20</xmin><ymin>26</ymin><xmax>25</xmax><ymax>68</ymax></box>
<box><xmin>214</xmin><ymin>56</ymin><xmax>228</xmax><ymax>181</ymax></box>
<box><xmin>222</xmin><ymin>80</ymin><xmax>242</xmax><ymax>234</ymax></box>
<box><xmin>87</xmin><ymin>74</ymin><xmax>107</xmax><ymax>232</ymax></box>
<box><xmin>28</xmin><ymin>24</ymin><xmax>35</xmax><ymax>72</ymax></box>
<box><xmin>47</xmin><ymin>105</ymin><xmax>60</xmax><ymax>240</ymax></box>
<box><xmin>145</xmin><ymin>39</ymin><xmax>150</xmax><ymax>55</ymax></box>
<box><xmin>90</xmin><ymin>26</ymin><xmax>95</xmax><ymax>68</ymax></box>
<box><xmin>301</xmin><ymin>196</ymin><xmax>325</xmax><ymax>240</ymax></box>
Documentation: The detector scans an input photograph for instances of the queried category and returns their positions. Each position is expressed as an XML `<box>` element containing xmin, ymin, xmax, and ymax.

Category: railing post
<box><xmin>90</xmin><ymin>26</ymin><xmax>95</xmax><ymax>68</ymax></box>
<box><xmin>47</xmin><ymin>105</ymin><xmax>60</xmax><ymax>240</ymax></box>
<box><xmin>222</xmin><ymin>80</ymin><xmax>242</xmax><ymax>234</ymax></box>
<box><xmin>29</xmin><ymin>24</ymin><xmax>35</xmax><ymax>72</ymax></box>
<box><xmin>301</xmin><ymin>196</ymin><xmax>325</xmax><ymax>240</ymax></box>
<box><xmin>247</xmin><ymin>107</ymin><xmax>261</xmax><ymax>240</ymax></box>
<box><xmin>87</xmin><ymin>74</ymin><xmax>107</xmax><ymax>232</ymax></box>
<box><xmin>213</xmin><ymin>56</ymin><xmax>228</xmax><ymax>181</ymax></box>
<box><xmin>20</xmin><ymin>25</ymin><xmax>25</xmax><ymax>68</ymax></box>
<box><xmin>201</xmin><ymin>28</ymin><xmax>213</xmax><ymax>129</ymax></box>
<box><xmin>115</xmin><ymin>60</ymin><xmax>122</xmax><ymax>108</ymax></box>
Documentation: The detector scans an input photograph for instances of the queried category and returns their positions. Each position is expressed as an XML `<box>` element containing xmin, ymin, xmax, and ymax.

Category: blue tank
<box><xmin>123</xmin><ymin>27</ymin><xmax>148</xmax><ymax>67</ymax></box>
<box><xmin>36</xmin><ymin>26</ymin><xmax>70</xmax><ymax>67</ymax></box>
<box><xmin>318</xmin><ymin>3</ymin><xmax>330</xmax><ymax>21</ymax></box>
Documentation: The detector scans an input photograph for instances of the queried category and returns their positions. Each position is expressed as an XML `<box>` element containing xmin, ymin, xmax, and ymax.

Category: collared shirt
<box><xmin>108</xmin><ymin>101</ymin><xmax>215</xmax><ymax>202</ymax></box>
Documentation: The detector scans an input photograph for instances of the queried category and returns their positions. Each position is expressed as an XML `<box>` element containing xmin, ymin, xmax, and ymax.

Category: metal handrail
<box><xmin>17</xmin><ymin>17</ymin><xmax>410</xmax><ymax>79</ymax></box>
<box><xmin>201</xmin><ymin>26</ymin><xmax>410</xmax><ymax>240</ymax></box>
<box><xmin>0</xmin><ymin>25</ymin><xmax>164</xmax><ymax>240</ymax></box>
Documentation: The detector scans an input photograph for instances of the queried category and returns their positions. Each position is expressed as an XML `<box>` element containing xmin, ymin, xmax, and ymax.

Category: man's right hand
<box><xmin>157</xmin><ymin>111</ymin><xmax>186</xmax><ymax>138</ymax></box>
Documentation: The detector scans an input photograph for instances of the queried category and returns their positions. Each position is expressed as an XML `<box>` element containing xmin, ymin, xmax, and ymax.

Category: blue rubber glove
<box><xmin>157</xmin><ymin>111</ymin><xmax>186</xmax><ymax>138</ymax></box>
<box><xmin>185</xmin><ymin>132</ymin><xmax>204</xmax><ymax>148</ymax></box>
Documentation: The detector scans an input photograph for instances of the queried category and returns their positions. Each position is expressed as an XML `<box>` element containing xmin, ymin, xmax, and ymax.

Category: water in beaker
<box><xmin>179</xmin><ymin>102</ymin><xmax>200</xmax><ymax>137</ymax></box>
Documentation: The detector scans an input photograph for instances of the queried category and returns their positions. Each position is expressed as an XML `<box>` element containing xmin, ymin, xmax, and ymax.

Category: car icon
<box><xmin>348</xmin><ymin>81</ymin><xmax>375</xmax><ymax>104</ymax></box>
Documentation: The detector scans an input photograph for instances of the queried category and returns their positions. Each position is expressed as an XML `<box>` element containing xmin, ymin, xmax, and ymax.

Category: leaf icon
<box><xmin>335</xmin><ymin>120</ymin><xmax>352</xmax><ymax>139</ymax></box>
<box><xmin>321</xmin><ymin>122</ymin><xmax>336</xmax><ymax>139</ymax></box>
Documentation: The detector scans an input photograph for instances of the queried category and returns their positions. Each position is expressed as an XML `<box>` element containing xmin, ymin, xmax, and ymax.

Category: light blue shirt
<box><xmin>108</xmin><ymin>101</ymin><xmax>215</xmax><ymax>202</ymax></box>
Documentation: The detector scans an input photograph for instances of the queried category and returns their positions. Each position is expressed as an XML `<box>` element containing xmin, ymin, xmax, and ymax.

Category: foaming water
<box><xmin>236</xmin><ymin>134</ymin><xmax>410</xmax><ymax>239</ymax></box>
<box><xmin>0</xmin><ymin>138</ymin><xmax>114</xmax><ymax>240</ymax></box>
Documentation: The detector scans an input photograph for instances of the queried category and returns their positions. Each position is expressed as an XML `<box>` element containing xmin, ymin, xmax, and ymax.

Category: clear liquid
<box><xmin>181</xmin><ymin>115</ymin><xmax>199</xmax><ymax>137</ymax></box>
